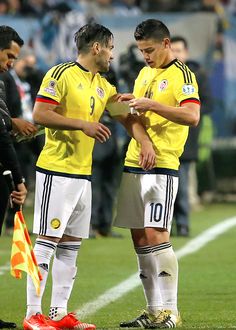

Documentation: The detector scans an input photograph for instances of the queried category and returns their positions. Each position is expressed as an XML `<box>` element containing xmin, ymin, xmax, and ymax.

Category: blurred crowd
<box><xmin>0</xmin><ymin>0</ymin><xmax>235</xmax><ymax>17</ymax></box>
<box><xmin>0</xmin><ymin>0</ymin><xmax>233</xmax><ymax>63</ymax></box>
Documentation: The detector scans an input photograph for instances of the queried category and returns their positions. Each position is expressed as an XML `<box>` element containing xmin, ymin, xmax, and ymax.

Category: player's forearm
<box><xmin>149</xmin><ymin>101</ymin><xmax>200</xmax><ymax>127</ymax></box>
<box><xmin>121</xmin><ymin>114</ymin><xmax>152</xmax><ymax>145</ymax></box>
<box><xmin>33</xmin><ymin>107</ymin><xmax>85</xmax><ymax>131</ymax></box>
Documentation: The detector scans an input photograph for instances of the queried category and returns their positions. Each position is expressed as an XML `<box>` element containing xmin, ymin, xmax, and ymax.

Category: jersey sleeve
<box><xmin>105</xmin><ymin>83</ymin><xmax>118</xmax><ymax>116</ymax></box>
<box><xmin>108</xmin><ymin>84</ymin><xmax>117</xmax><ymax>100</ymax></box>
<box><xmin>174</xmin><ymin>70</ymin><xmax>200</xmax><ymax>106</ymax></box>
<box><xmin>36</xmin><ymin>66</ymin><xmax>66</xmax><ymax>105</ymax></box>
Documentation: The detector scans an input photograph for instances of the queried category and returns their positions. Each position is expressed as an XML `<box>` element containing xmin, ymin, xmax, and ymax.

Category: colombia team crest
<box><xmin>159</xmin><ymin>79</ymin><xmax>168</xmax><ymax>91</ymax></box>
<box><xmin>96</xmin><ymin>87</ymin><xmax>105</xmax><ymax>98</ymax></box>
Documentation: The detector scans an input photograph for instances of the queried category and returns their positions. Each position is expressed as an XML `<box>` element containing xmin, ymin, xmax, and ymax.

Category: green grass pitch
<box><xmin>1</xmin><ymin>202</ymin><xmax>236</xmax><ymax>329</ymax></box>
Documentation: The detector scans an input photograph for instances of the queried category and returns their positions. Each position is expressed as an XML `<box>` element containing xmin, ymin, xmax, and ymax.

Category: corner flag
<box><xmin>10</xmin><ymin>211</ymin><xmax>42</xmax><ymax>295</ymax></box>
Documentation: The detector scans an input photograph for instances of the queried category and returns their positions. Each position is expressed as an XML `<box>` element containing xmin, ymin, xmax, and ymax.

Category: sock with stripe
<box><xmin>49</xmin><ymin>241</ymin><xmax>81</xmax><ymax>320</ymax></box>
<box><xmin>26</xmin><ymin>238</ymin><xmax>57</xmax><ymax>318</ymax></box>
<box><xmin>152</xmin><ymin>242</ymin><xmax>178</xmax><ymax>314</ymax></box>
<box><xmin>135</xmin><ymin>245</ymin><xmax>163</xmax><ymax>315</ymax></box>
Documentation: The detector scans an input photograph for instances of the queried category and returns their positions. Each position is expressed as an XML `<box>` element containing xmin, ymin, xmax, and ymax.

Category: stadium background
<box><xmin>1</xmin><ymin>1</ymin><xmax>236</xmax><ymax>328</ymax></box>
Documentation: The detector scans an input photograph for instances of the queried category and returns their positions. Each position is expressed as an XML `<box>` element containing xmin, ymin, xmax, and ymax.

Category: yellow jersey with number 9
<box><xmin>125</xmin><ymin>59</ymin><xmax>200</xmax><ymax>171</ymax></box>
<box><xmin>36</xmin><ymin>61</ymin><xmax>117</xmax><ymax>176</ymax></box>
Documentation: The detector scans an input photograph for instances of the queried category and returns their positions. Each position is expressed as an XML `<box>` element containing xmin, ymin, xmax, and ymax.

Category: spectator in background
<box><xmin>171</xmin><ymin>36</ymin><xmax>213</xmax><ymax>237</ymax></box>
<box><xmin>12</xmin><ymin>46</ymin><xmax>37</xmax><ymax>122</ymax></box>
<box><xmin>0</xmin><ymin>0</ymin><xmax>9</xmax><ymax>14</ymax></box>
<box><xmin>20</xmin><ymin>0</ymin><xmax>51</xmax><ymax>17</ymax></box>
<box><xmin>81</xmin><ymin>0</ymin><xmax>115</xmax><ymax>18</ymax></box>
<box><xmin>90</xmin><ymin>110</ymin><xmax>122</xmax><ymax>237</ymax></box>
<box><xmin>90</xmin><ymin>66</ymin><xmax>123</xmax><ymax>238</ymax></box>
<box><xmin>8</xmin><ymin>0</ymin><xmax>21</xmax><ymax>15</ymax></box>
<box><xmin>113</xmin><ymin>0</ymin><xmax>141</xmax><ymax>15</ymax></box>
<box><xmin>140</xmin><ymin>0</ymin><xmax>179</xmax><ymax>12</ymax></box>
<box><xmin>0</xmin><ymin>46</ymin><xmax>43</xmax><ymax>235</ymax></box>
<box><xmin>119</xmin><ymin>43</ymin><xmax>144</xmax><ymax>92</ymax></box>
<box><xmin>10</xmin><ymin>45</ymin><xmax>45</xmax><ymax>181</ymax></box>
<box><xmin>201</xmin><ymin>0</ymin><xmax>229</xmax><ymax>58</ymax></box>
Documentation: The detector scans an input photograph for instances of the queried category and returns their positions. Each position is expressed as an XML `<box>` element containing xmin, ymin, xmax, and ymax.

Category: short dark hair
<box><xmin>74</xmin><ymin>23</ymin><xmax>113</xmax><ymax>54</ymax></box>
<box><xmin>171</xmin><ymin>36</ymin><xmax>188</xmax><ymax>49</ymax></box>
<box><xmin>134</xmin><ymin>19</ymin><xmax>170</xmax><ymax>42</ymax></box>
<box><xmin>0</xmin><ymin>25</ymin><xmax>24</xmax><ymax>50</ymax></box>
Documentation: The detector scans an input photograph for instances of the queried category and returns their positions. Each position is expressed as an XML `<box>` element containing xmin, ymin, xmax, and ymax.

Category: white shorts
<box><xmin>114</xmin><ymin>173</ymin><xmax>178</xmax><ymax>232</ymax></box>
<box><xmin>33</xmin><ymin>171</ymin><xmax>91</xmax><ymax>238</ymax></box>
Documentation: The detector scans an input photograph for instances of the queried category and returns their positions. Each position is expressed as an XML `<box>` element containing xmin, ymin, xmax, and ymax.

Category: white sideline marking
<box><xmin>0</xmin><ymin>262</ymin><xmax>10</xmax><ymax>275</ymax></box>
<box><xmin>77</xmin><ymin>216</ymin><xmax>236</xmax><ymax>318</ymax></box>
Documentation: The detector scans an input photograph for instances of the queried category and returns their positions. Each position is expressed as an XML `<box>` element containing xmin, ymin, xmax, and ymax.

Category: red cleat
<box><xmin>23</xmin><ymin>313</ymin><xmax>58</xmax><ymax>330</ymax></box>
<box><xmin>47</xmin><ymin>312</ymin><xmax>96</xmax><ymax>330</ymax></box>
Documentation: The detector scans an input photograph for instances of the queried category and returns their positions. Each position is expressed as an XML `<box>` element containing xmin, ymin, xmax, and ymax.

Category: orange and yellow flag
<box><xmin>10</xmin><ymin>211</ymin><xmax>42</xmax><ymax>295</ymax></box>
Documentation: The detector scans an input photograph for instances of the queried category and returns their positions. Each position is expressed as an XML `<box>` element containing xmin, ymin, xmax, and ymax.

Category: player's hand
<box><xmin>117</xmin><ymin>93</ymin><xmax>135</xmax><ymax>102</ymax></box>
<box><xmin>129</xmin><ymin>97</ymin><xmax>154</xmax><ymax>113</ymax></box>
<box><xmin>12</xmin><ymin>118</ymin><xmax>38</xmax><ymax>136</ymax></box>
<box><xmin>11</xmin><ymin>183</ymin><xmax>27</xmax><ymax>206</ymax></box>
<box><xmin>139</xmin><ymin>140</ymin><xmax>156</xmax><ymax>171</ymax></box>
<box><xmin>82</xmin><ymin>121</ymin><xmax>111</xmax><ymax>143</ymax></box>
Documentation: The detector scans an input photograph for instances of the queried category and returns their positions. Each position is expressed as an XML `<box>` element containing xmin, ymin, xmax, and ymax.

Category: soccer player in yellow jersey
<box><xmin>23</xmin><ymin>23</ymin><xmax>156</xmax><ymax>330</ymax></box>
<box><xmin>115</xmin><ymin>19</ymin><xmax>200</xmax><ymax>328</ymax></box>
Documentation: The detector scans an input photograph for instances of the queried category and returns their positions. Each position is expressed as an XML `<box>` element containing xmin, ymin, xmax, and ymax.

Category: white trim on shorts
<box><xmin>114</xmin><ymin>173</ymin><xmax>178</xmax><ymax>232</ymax></box>
<box><xmin>34</xmin><ymin>171</ymin><xmax>91</xmax><ymax>238</ymax></box>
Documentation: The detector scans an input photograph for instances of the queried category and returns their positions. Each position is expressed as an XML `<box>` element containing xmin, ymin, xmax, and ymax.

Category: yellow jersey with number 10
<box><xmin>125</xmin><ymin>59</ymin><xmax>200</xmax><ymax>171</ymax></box>
<box><xmin>35</xmin><ymin>61</ymin><xmax>117</xmax><ymax>177</ymax></box>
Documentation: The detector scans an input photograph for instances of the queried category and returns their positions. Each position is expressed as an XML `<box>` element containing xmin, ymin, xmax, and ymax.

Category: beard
<box><xmin>96</xmin><ymin>53</ymin><xmax>110</xmax><ymax>73</ymax></box>
<box><xmin>98</xmin><ymin>61</ymin><xmax>110</xmax><ymax>73</ymax></box>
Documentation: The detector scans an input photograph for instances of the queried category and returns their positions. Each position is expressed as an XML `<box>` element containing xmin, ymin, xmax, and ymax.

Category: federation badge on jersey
<box><xmin>50</xmin><ymin>218</ymin><xmax>61</xmax><ymax>229</ymax></box>
<box><xmin>159</xmin><ymin>79</ymin><xmax>168</xmax><ymax>91</ymax></box>
<box><xmin>96</xmin><ymin>87</ymin><xmax>105</xmax><ymax>98</ymax></box>
<box><xmin>44</xmin><ymin>80</ymin><xmax>57</xmax><ymax>96</ymax></box>
<box><xmin>182</xmin><ymin>84</ymin><xmax>195</xmax><ymax>95</ymax></box>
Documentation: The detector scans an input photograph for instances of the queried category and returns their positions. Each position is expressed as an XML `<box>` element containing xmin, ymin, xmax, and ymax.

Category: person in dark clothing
<box><xmin>91</xmin><ymin>110</ymin><xmax>121</xmax><ymax>237</ymax></box>
<box><xmin>171</xmin><ymin>36</ymin><xmax>213</xmax><ymax>236</ymax></box>
<box><xmin>0</xmin><ymin>79</ymin><xmax>25</xmax><ymax>225</ymax></box>
<box><xmin>90</xmin><ymin>66</ymin><xmax>123</xmax><ymax>237</ymax></box>
<box><xmin>0</xmin><ymin>24</ymin><xmax>28</xmax><ymax>329</ymax></box>
<box><xmin>0</xmin><ymin>47</ymin><xmax>44</xmax><ymax>234</ymax></box>
<box><xmin>0</xmin><ymin>70</ymin><xmax>21</xmax><ymax>118</ymax></box>
<box><xmin>0</xmin><ymin>70</ymin><xmax>25</xmax><ymax>234</ymax></box>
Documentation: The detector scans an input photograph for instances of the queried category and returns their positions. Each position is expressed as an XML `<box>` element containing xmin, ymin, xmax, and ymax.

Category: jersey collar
<box><xmin>74</xmin><ymin>61</ymin><xmax>89</xmax><ymax>72</ymax></box>
<box><xmin>161</xmin><ymin>58</ymin><xmax>178</xmax><ymax>69</ymax></box>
